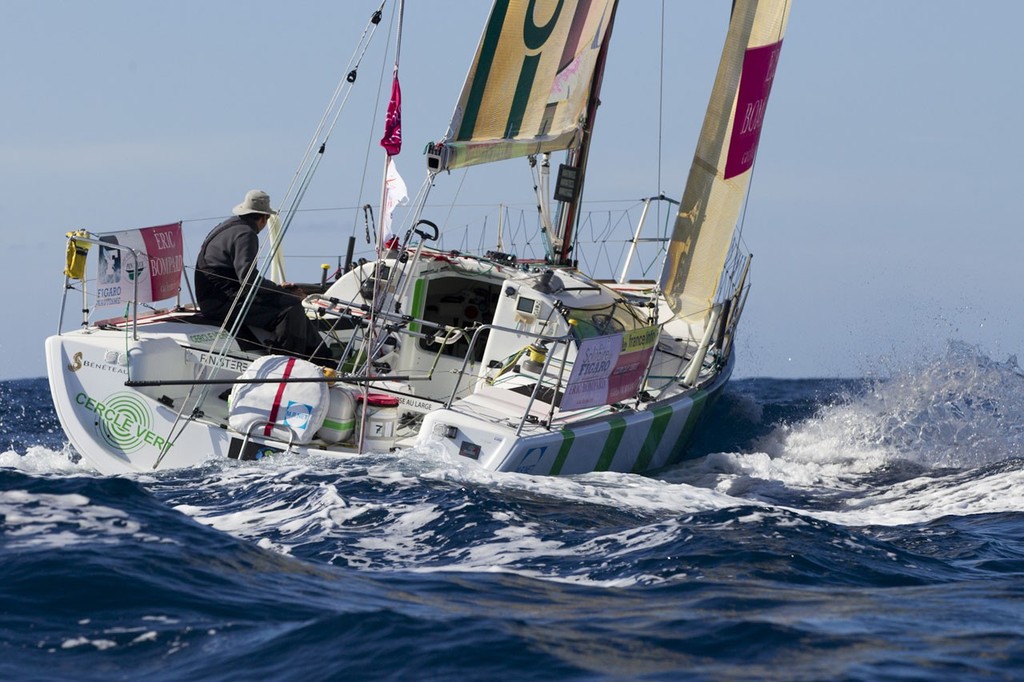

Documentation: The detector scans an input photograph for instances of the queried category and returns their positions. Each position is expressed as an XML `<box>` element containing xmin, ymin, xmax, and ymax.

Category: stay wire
<box><xmin>157</xmin><ymin>3</ymin><xmax>391</xmax><ymax>468</ymax></box>
<box><xmin>354</xmin><ymin>1</ymin><xmax>398</xmax><ymax>242</ymax></box>
<box><xmin>214</xmin><ymin>1</ymin><xmax>389</xmax><ymax>365</ymax></box>
<box><xmin>217</xmin><ymin>1</ymin><xmax>389</xmax><ymax>369</ymax></box>
<box><xmin>658</xmin><ymin>0</ymin><xmax>665</xmax><ymax>198</ymax></box>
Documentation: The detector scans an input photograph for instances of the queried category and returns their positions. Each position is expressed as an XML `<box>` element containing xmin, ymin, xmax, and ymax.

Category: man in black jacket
<box><xmin>195</xmin><ymin>189</ymin><xmax>323</xmax><ymax>357</ymax></box>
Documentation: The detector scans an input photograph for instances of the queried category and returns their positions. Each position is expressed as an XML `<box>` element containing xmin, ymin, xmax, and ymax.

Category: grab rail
<box><xmin>442</xmin><ymin>323</ymin><xmax>580</xmax><ymax>435</ymax></box>
<box><xmin>618</xmin><ymin>194</ymin><xmax>678</xmax><ymax>284</ymax></box>
<box><xmin>58</xmin><ymin>233</ymin><xmax>144</xmax><ymax>340</ymax></box>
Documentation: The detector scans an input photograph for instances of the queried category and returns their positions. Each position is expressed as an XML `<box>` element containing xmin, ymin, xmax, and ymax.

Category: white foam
<box><xmin>662</xmin><ymin>344</ymin><xmax>1024</xmax><ymax>526</ymax></box>
<box><xmin>150</xmin><ymin>451</ymin><xmax>745</xmax><ymax>585</ymax></box>
<box><xmin>0</xmin><ymin>489</ymin><xmax>158</xmax><ymax>549</ymax></box>
<box><xmin>60</xmin><ymin>636</ymin><xmax>117</xmax><ymax>651</ymax></box>
<box><xmin>821</xmin><ymin>465</ymin><xmax>1024</xmax><ymax>527</ymax></box>
<box><xmin>0</xmin><ymin>444</ymin><xmax>88</xmax><ymax>475</ymax></box>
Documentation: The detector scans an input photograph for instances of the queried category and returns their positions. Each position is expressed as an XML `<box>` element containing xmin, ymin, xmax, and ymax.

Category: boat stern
<box><xmin>45</xmin><ymin>331</ymin><xmax>225</xmax><ymax>474</ymax></box>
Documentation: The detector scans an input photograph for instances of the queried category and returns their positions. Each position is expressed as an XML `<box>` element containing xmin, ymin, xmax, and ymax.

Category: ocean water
<box><xmin>3</xmin><ymin>342</ymin><xmax>1024</xmax><ymax>681</ymax></box>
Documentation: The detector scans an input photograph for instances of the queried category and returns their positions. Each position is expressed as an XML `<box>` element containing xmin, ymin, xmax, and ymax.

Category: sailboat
<box><xmin>45</xmin><ymin>0</ymin><xmax>791</xmax><ymax>476</ymax></box>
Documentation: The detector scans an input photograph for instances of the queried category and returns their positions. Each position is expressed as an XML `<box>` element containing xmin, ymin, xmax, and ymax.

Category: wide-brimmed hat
<box><xmin>232</xmin><ymin>189</ymin><xmax>278</xmax><ymax>216</ymax></box>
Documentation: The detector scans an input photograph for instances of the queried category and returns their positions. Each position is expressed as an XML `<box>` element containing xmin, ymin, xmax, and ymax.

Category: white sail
<box><xmin>660</xmin><ymin>0</ymin><xmax>791</xmax><ymax>323</ymax></box>
<box><xmin>267</xmin><ymin>214</ymin><xmax>286</xmax><ymax>284</ymax></box>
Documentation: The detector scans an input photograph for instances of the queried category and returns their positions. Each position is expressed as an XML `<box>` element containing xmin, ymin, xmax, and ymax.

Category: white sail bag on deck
<box><xmin>229</xmin><ymin>355</ymin><xmax>328</xmax><ymax>444</ymax></box>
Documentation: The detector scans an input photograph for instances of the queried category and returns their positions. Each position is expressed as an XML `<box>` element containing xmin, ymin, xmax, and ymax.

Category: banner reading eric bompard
<box><xmin>96</xmin><ymin>222</ymin><xmax>183</xmax><ymax>308</ymax></box>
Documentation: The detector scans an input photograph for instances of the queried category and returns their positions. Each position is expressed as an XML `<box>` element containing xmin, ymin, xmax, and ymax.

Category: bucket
<box><xmin>357</xmin><ymin>394</ymin><xmax>399</xmax><ymax>452</ymax></box>
<box><xmin>317</xmin><ymin>386</ymin><xmax>356</xmax><ymax>444</ymax></box>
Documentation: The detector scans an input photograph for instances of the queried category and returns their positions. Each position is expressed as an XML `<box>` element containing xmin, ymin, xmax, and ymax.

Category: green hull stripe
<box><xmin>631</xmin><ymin>404</ymin><xmax>676</xmax><ymax>473</ymax></box>
<box><xmin>595</xmin><ymin>416</ymin><xmax>627</xmax><ymax>471</ymax></box>
<box><xmin>549</xmin><ymin>428</ymin><xmax>576</xmax><ymax>476</ymax></box>
<box><xmin>410</xmin><ymin>279</ymin><xmax>426</xmax><ymax>333</ymax></box>
<box><xmin>670</xmin><ymin>390</ymin><xmax>708</xmax><ymax>463</ymax></box>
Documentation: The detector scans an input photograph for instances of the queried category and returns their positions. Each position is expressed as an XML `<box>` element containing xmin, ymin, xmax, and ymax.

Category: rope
<box><xmin>159</xmin><ymin>2</ymin><xmax>393</xmax><ymax>468</ymax></box>
<box><xmin>208</xmin><ymin>1</ymin><xmax>390</xmax><ymax>368</ymax></box>
<box><xmin>353</xmin><ymin>2</ymin><xmax>397</xmax><ymax>242</ymax></box>
<box><xmin>657</xmin><ymin>0</ymin><xmax>665</xmax><ymax>198</ymax></box>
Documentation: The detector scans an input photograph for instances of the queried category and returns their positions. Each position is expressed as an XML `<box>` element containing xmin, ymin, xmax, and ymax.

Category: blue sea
<box><xmin>3</xmin><ymin>342</ymin><xmax>1024</xmax><ymax>681</ymax></box>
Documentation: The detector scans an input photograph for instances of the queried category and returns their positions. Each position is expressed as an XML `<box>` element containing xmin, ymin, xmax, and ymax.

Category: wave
<box><xmin>664</xmin><ymin>342</ymin><xmax>1024</xmax><ymax>525</ymax></box>
<box><xmin>3</xmin><ymin>342</ymin><xmax>1023</xmax><ymax>585</ymax></box>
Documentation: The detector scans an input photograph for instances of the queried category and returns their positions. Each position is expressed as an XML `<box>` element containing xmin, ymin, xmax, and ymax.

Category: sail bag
<box><xmin>229</xmin><ymin>355</ymin><xmax>328</xmax><ymax>444</ymax></box>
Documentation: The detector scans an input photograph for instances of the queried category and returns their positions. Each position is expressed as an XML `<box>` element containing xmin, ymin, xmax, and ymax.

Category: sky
<box><xmin>2</xmin><ymin>1</ymin><xmax>1021</xmax><ymax>381</ymax></box>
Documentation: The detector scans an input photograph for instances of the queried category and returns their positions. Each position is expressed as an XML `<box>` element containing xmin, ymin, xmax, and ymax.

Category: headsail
<box><xmin>660</xmin><ymin>0</ymin><xmax>791</xmax><ymax>322</ymax></box>
<box><xmin>428</xmin><ymin>0</ymin><xmax>617</xmax><ymax>172</ymax></box>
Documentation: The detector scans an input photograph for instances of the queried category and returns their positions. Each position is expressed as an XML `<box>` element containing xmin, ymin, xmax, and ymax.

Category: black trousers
<box><xmin>202</xmin><ymin>292</ymin><xmax>324</xmax><ymax>358</ymax></box>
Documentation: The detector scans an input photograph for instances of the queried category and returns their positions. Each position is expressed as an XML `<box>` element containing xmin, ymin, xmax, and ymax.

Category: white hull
<box><xmin>419</xmin><ymin>365</ymin><xmax>731</xmax><ymax>475</ymax></box>
<box><xmin>45</xmin><ymin>259</ymin><xmax>734</xmax><ymax>477</ymax></box>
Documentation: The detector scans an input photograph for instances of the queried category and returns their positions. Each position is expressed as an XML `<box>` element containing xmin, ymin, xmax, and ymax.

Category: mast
<box><xmin>554</xmin><ymin>1</ymin><xmax>619</xmax><ymax>266</ymax></box>
<box><xmin>377</xmin><ymin>0</ymin><xmax>405</xmax><ymax>254</ymax></box>
<box><xmin>360</xmin><ymin>0</ymin><xmax>406</xmax><ymax>453</ymax></box>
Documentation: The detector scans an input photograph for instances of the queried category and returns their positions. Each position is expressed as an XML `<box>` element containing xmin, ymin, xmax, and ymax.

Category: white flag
<box><xmin>381</xmin><ymin>157</ymin><xmax>408</xmax><ymax>245</ymax></box>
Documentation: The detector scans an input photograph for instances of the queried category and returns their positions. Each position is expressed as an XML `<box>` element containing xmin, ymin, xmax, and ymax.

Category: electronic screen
<box><xmin>516</xmin><ymin>296</ymin><xmax>536</xmax><ymax>314</ymax></box>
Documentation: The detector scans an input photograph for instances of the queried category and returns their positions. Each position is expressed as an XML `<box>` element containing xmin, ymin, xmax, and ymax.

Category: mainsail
<box><xmin>429</xmin><ymin>0</ymin><xmax>617</xmax><ymax>171</ymax></box>
<box><xmin>660</xmin><ymin>0</ymin><xmax>791</xmax><ymax>322</ymax></box>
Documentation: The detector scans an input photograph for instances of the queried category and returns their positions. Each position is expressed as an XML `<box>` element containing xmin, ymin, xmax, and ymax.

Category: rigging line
<box><xmin>273</xmin><ymin>11</ymin><xmax>388</xmax><ymax>250</ymax></box>
<box><xmin>353</xmin><ymin>0</ymin><xmax>398</xmax><ymax>239</ymax></box>
<box><xmin>393</xmin><ymin>0</ymin><xmax>404</xmax><ymax>65</ymax></box>
<box><xmin>174</xmin><ymin>4</ymin><xmax>393</xmax><ymax>453</ymax></box>
<box><xmin>440</xmin><ymin>169</ymin><xmax>470</xmax><ymax>237</ymax></box>
<box><xmin>357</xmin><ymin>180</ymin><xmax>433</xmax><ymax>376</ymax></box>
<box><xmin>206</xmin><ymin>15</ymin><xmax>387</xmax><ymax>370</ymax></box>
<box><xmin>370</xmin><ymin>5</ymin><xmax>405</xmax><ymax>257</ymax></box>
<box><xmin>657</xmin><ymin>0</ymin><xmax>666</xmax><ymax>230</ymax></box>
<box><xmin>658</xmin><ymin>0</ymin><xmax>665</xmax><ymax>197</ymax></box>
<box><xmin>279</xmin><ymin>1</ymin><xmax>388</xmax><ymax>217</ymax></box>
<box><xmin>208</xmin><ymin>4</ymin><xmax>391</xmax><ymax>366</ymax></box>
<box><xmin>369</xmin><ymin>173</ymin><xmax>431</xmax><ymax>312</ymax></box>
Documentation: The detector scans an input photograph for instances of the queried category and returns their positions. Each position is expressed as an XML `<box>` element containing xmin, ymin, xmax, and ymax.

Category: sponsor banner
<box><xmin>561</xmin><ymin>326</ymin><xmax>658</xmax><ymax>411</ymax></box>
<box><xmin>724</xmin><ymin>40</ymin><xmax>784</xmax><ymax>180</ymax></box>
<box><xmin>96</xmin><ymin>222</ymin><xmax>183</xmax><ymax>308</ymax></box>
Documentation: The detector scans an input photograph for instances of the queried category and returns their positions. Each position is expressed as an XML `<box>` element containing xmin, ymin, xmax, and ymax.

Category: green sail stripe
<box><xmin>631</xmin><ymin>404</ymin><xmax>676</xmax><ymax>473</ymax></box>
<box><xmin>549</xmin><ymin>428</ymin><xmax>576</xmax><ymax>475</ymax></box>
<box><xmin>505</xmin><ymin>53</ymin><xmax>540</xmax><ymax>139</ymax></box>
<box><xmin>458</xmin><ymin>0</ymin><xmax>511</xmax><ymax>141</ymax></box>
<box><xmin>595</xmin><ymin>416</ymin><xmax>627</xmax><ymax>471</ymax></box>
<box><xmin>505</xmin><ymin>0</ymin><xmax>564</xmax><ymax>137</ymax></box>
<box><xmin>523</xmin><ymin>0</ymin><xmax>565</xmax><ymax>49</ymax></box>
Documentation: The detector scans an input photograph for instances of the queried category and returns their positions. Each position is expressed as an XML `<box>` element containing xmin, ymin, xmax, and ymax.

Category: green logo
<box><xmin>76</xmin><ymin>391</ymin><xmax>169</xmax><ymax>454</ymax></box>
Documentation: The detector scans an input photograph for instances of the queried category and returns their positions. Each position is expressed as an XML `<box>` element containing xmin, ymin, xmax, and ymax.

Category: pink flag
<box><xmin>139</xmin><ymin>222</ymin><xmax>184</xmax><ymax>301</ymax></box>
<box><xmin>380</xmin><ymin>72</ymin><xmax>402</xmax><ymax>156</ymax></box>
